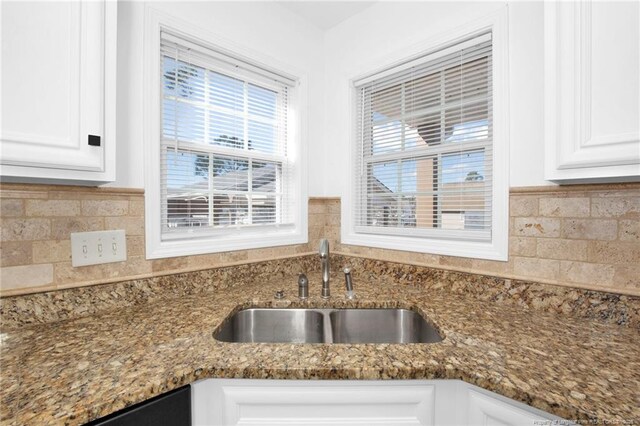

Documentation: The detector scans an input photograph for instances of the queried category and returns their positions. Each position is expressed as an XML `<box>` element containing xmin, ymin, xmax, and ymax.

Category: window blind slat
<box><xmin>354</xmin><ymin>33</ymin><xmax>493</xmax><ymax>239</ymax></box>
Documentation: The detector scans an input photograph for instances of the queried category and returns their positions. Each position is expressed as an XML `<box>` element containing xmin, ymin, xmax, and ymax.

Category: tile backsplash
<box><xmin>0</xmin><ymin>183</ymin><xmax>638</xmax><ymax>297</ymax></box>
<box><xmin>317</xmin><ymin>185</ymin><xmax>640</xmax><ymax>296</ymax></box>
<box><xmin>0</xmin><ymin>184</ymin><xmax>315</xmax><ymax>296</ymax></box>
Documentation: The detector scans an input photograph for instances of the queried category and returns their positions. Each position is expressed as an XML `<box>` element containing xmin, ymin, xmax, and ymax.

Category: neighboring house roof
<box><xmin>167</xmin><ymin>164</ymin><xmax>276</xmax><ymax>200</ymax></box>
<box><xmin>367</xmin><ymin>179</ymin><xmax>486</xmax><ymax>212</ymax></box>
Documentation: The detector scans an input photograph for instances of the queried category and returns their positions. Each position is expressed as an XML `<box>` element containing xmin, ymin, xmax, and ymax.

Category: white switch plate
<box><xmin>71</xmin><ymin>230</ymin><xmax>127</xmax><ymax>267</ymax></box>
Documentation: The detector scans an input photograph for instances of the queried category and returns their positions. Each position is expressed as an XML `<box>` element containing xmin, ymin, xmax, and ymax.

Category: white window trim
<box><xmin>342</xmin><ymin>7</ymin><xmax>510</xmax><ymax>261</ymax></box>
<box><xmin>143</xmin><ymin>7</ymin><xmax>307</xmax><ymax>259</ymax></box>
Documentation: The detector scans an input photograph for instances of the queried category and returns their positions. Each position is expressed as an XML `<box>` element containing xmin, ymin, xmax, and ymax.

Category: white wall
<box><xmin>320</xmin><ymin>1</ymin><xmax>549</xmax><ymax>197</ymax></box>
<box><xmin>111</xmin><ymin>1</ymin><xmax>325</xmax><ymax>191</ymax></box>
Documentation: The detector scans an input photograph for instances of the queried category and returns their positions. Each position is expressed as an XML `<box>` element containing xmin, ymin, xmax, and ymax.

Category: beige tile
<box><xmin>1</xmin><ymin>218</ymin><xmax>50</xmax><ymax>241</ymax></box>
<box><xmin>129</xmin><ymin>199</ymin><xmax>145</xmax><ymax>216</ymax></box>
<box><xmin>49</xmin><ymin>185</ymin><xmax>138</xmax><ymax>200</ymax></box>
<box><xmin>471</xmin><ymin>258</ymin><xmax>512</xmax><ymax>275</ymax></box>
<box><xmin>54</xmin><ymin>256</ymin><xmax>151</xmax><ymax>284</ymax></box>
<box><xmin>513</xmin><ymin>257</ymin><xmax>560</xmax><ymax>280</ymax></box>
<box><xmin>513</xmin><ymin>217</ymin><xmax>561</xmax><ymax>238</ymax></box>
<box><xmin>587</xmin><ymin>241</ymin><xmax>640</xmax><ymax>265</ymax></box>
<box><xmin>217</xmin><ymin>250</ymin><xmax>249</xmax><ymax>264</ymax></box>
<box><xmin>439</xmin><ymin>256</ymin><xmax>473</xmax><ymax>268</ymax></box>
<box><xmin>186</xmin><ymin>250</ymin><xmax>248</xmax><ymax>269</ymax></box>
<box><xmin>51</xmin><ymin>217</ymin><xmax>103</xmax><ymax>240</ymax></box>
<box><xmin>591</xmin><ymin>196</ymin><xmax>640</xmax><ymax>218</ymax></box>
<box><xmin>325</xmin><ymin>213</ymin><xmax>340</xmax><ymax>227</ymax></box>
<box><xmin>539</xmin><ymin>197</ymin><xmax>590</xmax><ymax>217</ymax></box>
<box><xmin>509</xmin><ymin>237</ymin><xmax>537</xmax><ymax>257</ymax></box>
<box><xmin>245</xmin><ymin>247</ymin><xmax>272</xmax><ymax>261</ymax></box>
<box><xmin>0</xmin><ymin>241</ymin><xmax>32</xmax><ymax>267</ymax></box>
<box><xmin>559</xmin><ymin>261</ymin><xmax>615</xmax><ymax>286</ymax></box>
<box><xmin>152</xmin><ymin>256</ymin><xmax>189</xmax><ymax>273</ymax></box>
<box><xmin>295</xmin><ymin>244</ymin><xmax>312</xmax><ymax>254</ymax></box>
<box><xmin>613</xmin><ymin>265</ymin><xmax>640</xmax><ymax>288</ymax></box>
<box><xmin>536</xmin><ymin>239</ymin><xmax>588</xmax><ymax>261</ymax></box>
<box><xmin>509</xmin><ymin>196</ymin><xmax>538</xmax><ymax>217</ymax></box>
<box><xmin>413</xmin><ymin>252</ymin><xmax>442</xmax><ymax>266</ymax></box>
<box><xmin>25</xmin><ymin>200</ymin><xmax>80</xmax><ymax>217</ymax></box>
<box><xmin>325</xmin><ymin>226</ymin><xmax>340</xmax><ymax>243</ymax></box>
<box><xmin>0</xmin><ymin>199</ymin><xmax>24</xmax><ymax>217</ymax></box>
<box><xmin>32</xmin><ymin>240</ymin><xmax>72</xmax><ymax>263</ymax></box>
<box><xmin>0</xmin><ymin>263</ymin><xmax>53</xmax><ymax>290</ymax></box>
<box><xmin>308</xmin><ymin>202</ymin><xmax>326</xmax><ymax>214</ymax></box>
<box><xmin>308</xmin><ymin>213</ymin><xmax>325</xmax><ymax>228</ymax></box>
<box><xmin>561</xmin><ymin>219</ymin><xmax>617</xmax><ymax>241</ymax></box>
<box><xmin>327</xmin><ymin>201</ymin><xmax>341</xmax><ymax>215</ymax></box>
<box><xmin>126</xmin><ymin>236</ymin><xmax>146</xmax><ymax>257</ymax></box>
<box><xmin>0</xmin><ymin>189</ymin><xmax>47</xmax><ymax>199</ymax></box>
<box><xmin>308</xmin><ymin>226</ymin><xmax>324</xmax><ymax>242</ymax></box>
<box><xmin>619</xmin><ymin>219</ymin><xmax>640</xmax><ymax>241</ymax></box>
<box><xmin>47</xmin><ymin>191</ymin><xmax>133</xmax><ymax>201</ymax></box>
<box><xmin>82</xmin><ymin>200</ymin><xmax>129</xmax><ymax>216</ymax></box>
<box><xmin>104</xmin><ymin>217</ymin><xmax>144</xmax><ymax>236</ymax></box>
<box><xmin>276</xmin><ymin>245</ymin><xmax>300</xmax><ymax>257</ymax></box>
<box><xmin>339</xmin><ymin>244</ymin><xmax>365</xmax><ymax>256</ymax></box>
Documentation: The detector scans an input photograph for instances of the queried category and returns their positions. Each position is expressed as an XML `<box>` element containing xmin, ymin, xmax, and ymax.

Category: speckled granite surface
<box><xmin>0</xmin><ymin>256</ymin><xmax>319</xmax><ymax>329</ymax></box>
<box><xmin>335</xmin><ymin>254</ymin><xmax>640</xmax><ymax>328</ymax></box>
<box><xmin>1</xmin><ymin>265</ymin><xmax>639</xmax><ymax>425</ymax></box>
<box><xmin>3</xmin><ymin>254</ymin><xmax>640</xmax><ymax>330</ymax></box>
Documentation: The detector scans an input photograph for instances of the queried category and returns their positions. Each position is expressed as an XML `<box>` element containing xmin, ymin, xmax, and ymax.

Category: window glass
<box><xmin>355</xmin><ymin>35</ymin><xmax>493</xmax><ymax>239</ymax></box>
<box><xmin>160</xmin><ymin>33</ymin><xmax>292</xmax><ymax>237</ymax></box>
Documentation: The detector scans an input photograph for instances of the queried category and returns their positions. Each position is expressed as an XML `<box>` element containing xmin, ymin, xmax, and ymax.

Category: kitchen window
<box><xmin>345</xmin><ymin>17</ymin><xmax>509</xmax><ymax>260</ymax></box>
<box><xmin>144</xmin><ymin>16</ymin><xmax>306</xmax><ymax>259</ymax></box>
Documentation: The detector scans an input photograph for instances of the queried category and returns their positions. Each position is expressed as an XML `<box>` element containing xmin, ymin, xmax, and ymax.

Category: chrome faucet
<box><xmin>319</xmin><ymin>239</ymin><xmax>330</xmax><ymax>299</ymax></box>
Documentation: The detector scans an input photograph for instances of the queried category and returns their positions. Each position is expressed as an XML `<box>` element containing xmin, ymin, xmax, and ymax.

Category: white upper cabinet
<box><xmin>544</xmin><ymin>0</ymin><xmax>640</xmax><ymax>183</ymax></box>
<box><xmin>0</xmin><ymin>1</ymin><xmax>116</xmax><ymax>183</ymax></box>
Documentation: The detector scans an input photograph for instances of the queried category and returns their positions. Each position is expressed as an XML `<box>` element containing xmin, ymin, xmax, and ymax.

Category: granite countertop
<box><xmin>1</xmin><ymin>272</ymin><xmax>639</xmax><ymax>425</ymax></box>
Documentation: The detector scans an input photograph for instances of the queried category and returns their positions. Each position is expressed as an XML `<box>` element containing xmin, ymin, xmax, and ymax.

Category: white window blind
<box><xmin>160</xmin><ymin>31</ymin><xmax>295</xmax><ymax>239</ymax></box>
<box><xmin>354</xmin><ymin>33</ymin><xmax>493</xmax><ymax>242</ymax></box>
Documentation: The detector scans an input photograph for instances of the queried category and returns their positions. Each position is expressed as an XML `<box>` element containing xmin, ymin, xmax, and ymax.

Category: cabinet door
<box><xmin>192</xmin><ymin>379</ymin><xmax>437</xmax><ymax>426</ymax></box>
<box><xmin>544</xmin><ymin>0</ymin><xmax>640</xmax><ymax>182</ymax></box>
<box><xmin>0</xmin><ymin>0</ymin><xmax>116</xmax><ymax>182</ymax></box>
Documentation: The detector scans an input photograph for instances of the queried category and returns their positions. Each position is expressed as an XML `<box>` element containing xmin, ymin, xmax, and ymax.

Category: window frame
<box><xmin>144</xmin><ymin>8</ymin><xmax>307</xmax><ymax>259</ymax></box>
<box><xmin>342</xmin><ymin>8</ymin><xmax>509</xmax><ymax>261</ymax></box>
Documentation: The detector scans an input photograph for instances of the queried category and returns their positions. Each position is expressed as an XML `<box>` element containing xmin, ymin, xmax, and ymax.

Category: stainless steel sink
<box><xmin>330</xmin><ymin>309</ymin><xmax>442</xmax><ymax>344</ymax></box>
<box><xmin>214</xmin><ymin>308</ymin><xmax>442</xmax><ymax>344</ymax></box>
<box><xmin>214</xmin><ymin>309</ymin><xmax>325</xmax><ymax>343</ymax></box>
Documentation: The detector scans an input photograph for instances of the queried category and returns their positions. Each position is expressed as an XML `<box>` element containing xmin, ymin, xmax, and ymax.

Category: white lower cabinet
<box><xmin>191</xmin><ymin>379</ymin><xmax>568</xmax><ymax>426</ymax></box>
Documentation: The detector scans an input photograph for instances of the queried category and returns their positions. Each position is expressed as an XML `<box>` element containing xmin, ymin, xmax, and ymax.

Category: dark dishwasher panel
<box><xmin>85</xmin><ymin>385</ymin><xmax>191</xmax><ymax>426</ymax></box>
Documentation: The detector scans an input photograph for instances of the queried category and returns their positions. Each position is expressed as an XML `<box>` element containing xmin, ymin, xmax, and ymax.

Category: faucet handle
<box><xmin>298</xmin><ymin>273</ymin><xmax>309</xmax><ymax>300</ymax></box>
<box><xmin>343</xmin><ymin>267</ymin><xmax>355</xmax><ymax>300</ymax></box>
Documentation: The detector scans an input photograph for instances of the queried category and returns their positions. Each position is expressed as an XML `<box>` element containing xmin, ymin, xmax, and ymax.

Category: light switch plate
<box><xmin>71</xmin><ymin>230</ymin><xmax>127</xmax><ymax>267</ymax></box>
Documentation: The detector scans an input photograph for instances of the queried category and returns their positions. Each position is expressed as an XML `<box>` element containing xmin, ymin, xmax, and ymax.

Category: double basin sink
<box><xmin>214</xmin><ymin>308</ymin><xmax>443</xmax><ymax>344</ymax></box>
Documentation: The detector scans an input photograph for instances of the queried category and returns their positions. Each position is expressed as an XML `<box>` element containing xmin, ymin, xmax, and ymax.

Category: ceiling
<box><xmin>278</xmin><ymin>1</ymin><xmax>377</xmax><ymax>30</ymax></box>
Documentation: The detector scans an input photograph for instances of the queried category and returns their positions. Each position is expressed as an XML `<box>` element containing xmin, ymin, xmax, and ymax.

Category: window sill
<box><xmin>146</xmin><ymin>227</ymin><xmax>307</xmax><ymax>259</ymax></box>
<box><xmin>341</xmin><ymin>230</ymin><xmax>508</xmax><ymax>261</ymax></box>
